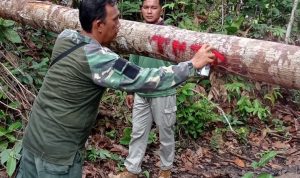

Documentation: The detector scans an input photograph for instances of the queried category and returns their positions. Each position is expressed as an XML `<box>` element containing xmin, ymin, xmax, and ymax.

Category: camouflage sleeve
<box><xmin>85</xmin><ymin>44</ymin><xmax>195</xmax><ymax>92</ymax></box>
<box><xmin>129</xmin><ymin>54</ymin><xmax>139</xmax><ymax>65</ymax></box>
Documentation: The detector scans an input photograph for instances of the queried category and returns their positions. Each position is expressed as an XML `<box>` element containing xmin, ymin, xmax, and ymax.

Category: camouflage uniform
<box><xmin>16</xmin><ymin>29</ymin><xmax>195</xmax><ymax>178</ymax></box>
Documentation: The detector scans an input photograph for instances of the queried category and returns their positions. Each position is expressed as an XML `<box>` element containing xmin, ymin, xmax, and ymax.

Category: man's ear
<box><xmin>95</xmin><ymin>19</ymin><xmax>104</xmax><ymax>33</ymax></box>
<box><xmin>140</xmin><ymin>9</ymin><xmax>143</xmax><ymax>20</ymax></box>
<box><xmin>161</xmin><ymin>8</ymin><xmax>165</xmax><ymax>16</ymax></box>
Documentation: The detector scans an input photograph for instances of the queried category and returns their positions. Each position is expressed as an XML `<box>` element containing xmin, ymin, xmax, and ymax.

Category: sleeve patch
<box><xmin>123</xmin><ymin>63</ymin><xmax>140</xmax><ymax>80</ymax></box>
<box><xmin>113</xmin><ymin>58</ymin><xmax>140</xmax><ymax>80</ymax></box>
<box><xmin>113</xmin><ymin>58</ymin><xmax>127</xmax><ymax>73</ymax></box>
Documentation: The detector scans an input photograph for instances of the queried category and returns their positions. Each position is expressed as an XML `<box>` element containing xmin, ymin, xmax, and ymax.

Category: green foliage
<box><xmin>236</xmin><ymin>96</ymin><xmax>270</xmax><ymax>121</ymax></box>
<box><xmin>119</xmin><ymin>127</ymin><xmax>157</xmax><ymax>145</ymax></box>
<box><xmin>257</xmin><ymin>173</ymin><xmax>274</xmax><ymax>178</ymax></box>
<box><xmin>29</xmin><ymin>29</ymin><xmax>56</xmax><ymax>56</ymax></box>
<box><xmin>235</xmin><ymin>127</ymin><xmax>249</xmax><ymax>143</ymax></box>
<box><xmin>271</xmin><ymin>119</ymin><xmax>286</xmax><ymax>133</ymax></box>
<box><xmin>264</xmin><ymin>88</ymin><xmax>282</xmax><ymax>106</ymax></box>
<box><xmin>241</xmin><ymin>172</ymin><xmax>254</xmax><ymax>178</ymax></box>
<box><xmin>224</xmin><ymin>76</ymin><xmax>271</xmax><ymax>122</ymax></box>
<box><xmin>225</xmin><ymin>81</ymin><xmax>251</xmax><ymax>102</ymax></box>
<box><xmin>101</xmin><ymin>90</ymin><xmax>131</xmax><ymax>121</ymax></box>
<box><xmin>224</xmin><ymin>15</ymin><xmax>245</xmax><ymax>35</ymax></box>
<box><xmin>291</xmin><ymin>89</ymin><xmax>300</xmax><ymax>106</ymax></box>
<box><xmin>176</xmin><ymin>83</ymin><xmax>220</xmax><ymax>138</ymax></box>
<box><xmin>242</xmin><ymin>151</ymin><xmax>277</xmax><ymax>178</ymax></box>
<box><xmin>269</xmin><ymin>27</ymin><xmax>286</xmax><ymax>39</ymax></box>
<box><xmin>209</xmin><ymin>129</ymin><xmax>224</xmax><ymax>151</ymax></box>
<box><xmin>225</xmin><ymin>115</ymin><xmax>244</xmax><ymax>127</ymax></box>
<box><xmin>8</xmin><ymin>57</ymin><xmax>49</xmax><ymax>88</ymax></box>
<box><xmin>242</xmin><ymin>172</ymin><xmax>274</xmax><ymax>178</ymax></box>
<box><xmin>156</xmin><ymin>0</ymin><xmax>299</xmax><ymax>42</ymax></box>
<box><xmin>0</xmin><ymin>141</ymin><xmax>22</xmax><ymax>177</ymax></box>
<box><xmin>0</xmin><ymin>122</ymin><xmax>22</xmax><ymax>143</ymax></box>
<box><xmin>0</xmin><ymin>18</ymin><xmax>21</xmax><ymax>44</ymax></box>
<box><xmin>118</xmin><ymin>0</ymin><xmax>141</xmax><ymax>20</ymax></box>
<box><xmin>0</xmin><ymin>108</ymin><xmax>7</xmax><ymax>122</ymax></box>
<box><xmin>88</xmin><ymin>148</ymin><xmax>110</xmax><ymax>161</ymax></box>
<box><xmin>86</xmin><ymin>147</ymin><xmax>124</xmax><ymax>167</ymax></box>
<box><xmin>0</xmin><ymin>118</ymin><xmax>22</xmax><ymax>176</ymax></box>
<box><xmin>241</xmin><ymin>0</ymin><xmax>294</xmax><ymax>40</ymax></box>
<box><xmin>163</xmin><ymin>0</ymin><xmax>202</xmax><ymax>31</ymax></box>
<box><xmin>0</xmin><ymin>23</ymin><xmax>56</xmax><ymax>177</ymax></box>
<box><xmin>119</xmin><ymin>127</ymin><xmax>132</xmax><ymax>145</ymax></box>
<box><xmin>0</xmin><ymin>141</ymin><xmax>8</xmax><ymax>152</ymax></box>
<box><xmin>247</xmin><ymin>99</ymin><xmax>270</xmax><ymax>120</ymax></box>
<box><xmin>252</xmin><ymin>151</ymin><xmax>277</xmax><ymax>169</ymax></box>
<box><xmin>235</xmin><ymin>96</ymin><xmax>252</xmax><ymax>118</ymax></box>
<box><xmin>1</xmin><ymin>27</ymin><xmax>56</xmax><ymax>90</ymax></box>
<box><xmin>106</xmin><ymin>129</ymin><xmax>117</xmax><ymax>140</ymax></box>
<box><xmin>147</xmin><ymin>131</ymin><xmax>157</xmax><ymax>144</ymax></box>
<box><xmin>143</xmin><ymin>170</ymin><xmax>150</xmax><ymax>178</ymax></box>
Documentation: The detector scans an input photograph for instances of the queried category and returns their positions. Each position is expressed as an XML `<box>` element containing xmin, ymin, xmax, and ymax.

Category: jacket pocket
<box><xmin>163</xmin><ymin>106</ymin><xmax>177</xmax><ymax>127</ymax></box>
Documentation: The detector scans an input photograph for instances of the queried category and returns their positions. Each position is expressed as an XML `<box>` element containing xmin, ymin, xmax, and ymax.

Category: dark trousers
<box><xmin>16</xmin><ymin>148</ymin><xmax>83</xmax><ymax>178</ymax></box>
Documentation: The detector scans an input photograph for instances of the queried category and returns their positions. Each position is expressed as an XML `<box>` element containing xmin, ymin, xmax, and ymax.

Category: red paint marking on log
<box><xmin>172</xmin><ymin>40</ymin><xmax>187</xmax><ymax>56</ymax></box>
<box><xmin>190</xmin><ymin>44</ymin><xmax>202</xmax><ymax>53</ymax></box>
<box><xmin>151</xmin><ymin>35</ymin><xmax>169</xmax><ymax>54</ymax></box>
<box><xmin>211</xmin><ymin>50</ymin><xmax>225</xmax><ymax>62</ymax></box>
<box><xmin>190</xmin><ymin>44</ymin><xmax>225</xmax><ymax>64</ymax></box>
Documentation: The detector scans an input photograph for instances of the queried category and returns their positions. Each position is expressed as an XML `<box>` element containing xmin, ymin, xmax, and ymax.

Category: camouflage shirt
<box><xmin>22</xmin><ymin>29</ymin><xmax>195</xmax><ymax>165</ymax></box>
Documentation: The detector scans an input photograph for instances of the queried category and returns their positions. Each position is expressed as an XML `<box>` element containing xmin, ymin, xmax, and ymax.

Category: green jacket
<box><xmin>130</xmin><ymin>54</ymin><xmax>176</xmax><ymax>97</ymax></box>
<box><xmin>23</xmin><ymin>29</ymin><xmax>195</xmax><ymax>165</ymax></box>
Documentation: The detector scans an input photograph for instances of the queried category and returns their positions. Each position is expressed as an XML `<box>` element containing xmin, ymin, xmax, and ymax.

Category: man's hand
<box><xmin>125</xmin><ymin>94</ymin><xmax>134</xmax><ymax>109</ymax></box>
<box><xmin>191</xmin><ymin>44</ymin><xmax>216</xmax><ymax>69</ymax></box>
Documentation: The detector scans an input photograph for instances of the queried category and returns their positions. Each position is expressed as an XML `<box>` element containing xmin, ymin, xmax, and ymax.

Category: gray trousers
<box><xmin>125</xmin><ymin>94</ymin><xmax>177</xmax><ymax>174</ymax></box>
<box><xmin>16</xmin><ymin>148</ymin><xmax>83</xmax><ymax>178</ymax></box>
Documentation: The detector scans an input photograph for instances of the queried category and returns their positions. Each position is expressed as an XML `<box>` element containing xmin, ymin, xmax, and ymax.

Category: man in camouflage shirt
<box><xmin>16</xmin><ymin>0</ymin><xmax>216</xmax><ymax>178</ymax></box>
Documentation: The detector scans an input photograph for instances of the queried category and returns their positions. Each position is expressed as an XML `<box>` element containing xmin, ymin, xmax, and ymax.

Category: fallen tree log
<box><xmin>0</xmin><ymin>0</ymin><xmax>300</xmax><ymax>89</ymax></box>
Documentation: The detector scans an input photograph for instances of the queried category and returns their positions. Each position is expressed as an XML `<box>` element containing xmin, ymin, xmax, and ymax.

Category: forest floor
<box><xmin>0</xmin><ymin>96</ymin><xmax>299</xmax><ymax>178</ymax></box>
<box><xmin>0</xmin><ymin>88</ymin><xmax>299</xmax><ymax>178</ymax></box>
<box><xmin>82</xmin><ymin>104</ymin><xmax>300</xmax><ymax>178</ymax></box>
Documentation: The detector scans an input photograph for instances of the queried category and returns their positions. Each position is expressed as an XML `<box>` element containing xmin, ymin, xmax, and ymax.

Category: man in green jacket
<box><xmin>112</xmin><ymin>1</ymin><xmax>177</xmax><ymax>178</ymax></box>
<box><xmin>16</xmin><ymin>0</ymin><xmax>216</xmax><ymax>177</ymax></box>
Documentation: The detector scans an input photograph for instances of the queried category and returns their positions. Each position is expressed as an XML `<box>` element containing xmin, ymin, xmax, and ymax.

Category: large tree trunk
<box><xmin>1</xmin><ymin>0</ymin><xmax>300</xmax><ymax>89</ymax></box>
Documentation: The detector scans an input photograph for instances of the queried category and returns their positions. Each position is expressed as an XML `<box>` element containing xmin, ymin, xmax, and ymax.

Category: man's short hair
<box><xmin>142</xmin><ymin>0</ymin><xmax>164</xmax><ymax>7</ymax></box>
<box><xmin>79</xmin><ymin>0</ymin><xmax>117</xmax><ymax>33</ymax></box>
<box><xmin>159</xmin><ymin>0</ymin><xmax>164</xmax><ymax>6</ymax></box>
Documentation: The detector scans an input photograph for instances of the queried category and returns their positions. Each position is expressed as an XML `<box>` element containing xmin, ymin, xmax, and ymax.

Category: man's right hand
<box><xmin>191</xmin><ymin>44</ymin><xmax>216</xmax><ymax>69</ymax></box>
<box><xmin>125</xmin><ymin>94</ymin><xmax>134</xmax><ymax>109</ymax></box>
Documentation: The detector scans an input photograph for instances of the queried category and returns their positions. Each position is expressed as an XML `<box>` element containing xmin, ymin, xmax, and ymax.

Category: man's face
<box><xmin>100</xmin><ymin>4</ymin><xmax>120</xmax><ymax>45</ymax></box>
<box><xmin>141</xmin><ymin>0</ymin><xmax>162</xmax><ymax>24</ymax></box>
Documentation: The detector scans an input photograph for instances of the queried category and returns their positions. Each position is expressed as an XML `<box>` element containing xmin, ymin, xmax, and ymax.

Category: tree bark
<box><xmin>1</xmin><ymin>0</ymin><xmax>300</xmax><ymax>89</ymax></box>
<box><xmin>285</xmin><ymin>0</ymin><xmax>299</xmax><ymax>43</ymax></box>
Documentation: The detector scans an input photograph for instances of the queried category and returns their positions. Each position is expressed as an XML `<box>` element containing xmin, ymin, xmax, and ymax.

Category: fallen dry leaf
<box><xmin>195</xmin><ymin>147</ymin><xmax>203</xmax><ymax>158</ymax></box>
<box><xmin>261</xmin><ymin>139</ymin><xmax>271</xmax><ymax>150</ymax></box>
<box><xmin>273</xmin><ymin>141</ymin><xmax>289</xmax><ymax>149</ymax></box>
<box><xmin>110</xmin><ymin>144</ymin><xmax>128</xmax><ymax>156</ymax></box>
<box><xmin>269</xmin><ymin>163</ymin><xmax>283</xmax><ymax>170</ymax></box>
<box><xmin>234</xmin><ymin>158</ymin><xmax>245</xmax><ymax>168</ymax></box>
<box><xmin>180</xmin><ymin>149</ymin><xmax>202</xmax><ymax>171</ymax></box>
<box><xmin>283</xmin><ymin>115</ymin><xmax>293</xmax><ymax>123</ymax></box>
